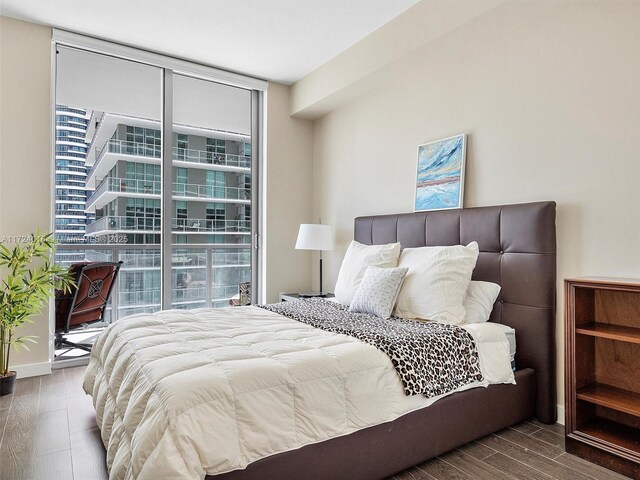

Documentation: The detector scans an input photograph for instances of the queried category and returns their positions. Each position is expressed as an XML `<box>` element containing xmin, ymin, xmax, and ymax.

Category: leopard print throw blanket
<box><xmin>259</xmin><ymin>298</ymin><xmax>483</xmax><ymax>398</ymax></box>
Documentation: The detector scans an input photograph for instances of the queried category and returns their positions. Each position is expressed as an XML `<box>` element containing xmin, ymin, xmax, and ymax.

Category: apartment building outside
<box><xmin>55</xmin><ymin>108</ymin><xmax>253</xmax><ymax>322</ymax></box>
<box><xmin>54</xmin><ymin>105</ymin><xmax>93</xmax><ymax>264</ymax></box>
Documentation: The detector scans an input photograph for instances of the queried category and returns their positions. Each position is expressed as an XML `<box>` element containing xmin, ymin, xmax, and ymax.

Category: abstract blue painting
<box><xmin>415</xmin><ymin>134</ymin><xmax>466</xmax><ymax>211</ymax></box>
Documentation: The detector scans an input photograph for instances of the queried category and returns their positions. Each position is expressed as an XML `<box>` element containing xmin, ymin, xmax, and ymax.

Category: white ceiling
<box><xmin>0</xmin><ymin>0</ymin><xmax>420</xmax><ymax>85</ymax></box>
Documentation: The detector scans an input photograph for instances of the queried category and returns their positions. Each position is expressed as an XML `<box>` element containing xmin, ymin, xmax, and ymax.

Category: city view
<box><xmin>54</xmin><ymin>105</ymin><xmax>252</xmax><ymax>338</ymax></box>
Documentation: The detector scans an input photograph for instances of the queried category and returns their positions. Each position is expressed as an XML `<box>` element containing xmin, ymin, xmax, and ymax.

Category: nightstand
<box><xmin>279</xmin><ymin>292</ymin><xmax>335</xmax><ymax>302</ymax></box>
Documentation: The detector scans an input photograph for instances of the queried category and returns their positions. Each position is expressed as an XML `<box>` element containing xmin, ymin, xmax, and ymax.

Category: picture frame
<box><xmin>414</xmin><ymin>133</ymin><xmax>466</xmax><ymax>212</ymax></box>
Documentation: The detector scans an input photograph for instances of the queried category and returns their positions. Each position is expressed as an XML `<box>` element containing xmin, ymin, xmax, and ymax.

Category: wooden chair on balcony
<box><xmin>55</xmin><ymin>261</ymin><xmax>123</xmax><ymax>353</ymax></box>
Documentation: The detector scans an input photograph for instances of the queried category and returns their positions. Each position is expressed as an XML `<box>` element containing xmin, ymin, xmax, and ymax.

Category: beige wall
<box><xmin>0</xmin><ymin>16</ymin><xmax>53</xmax><ymax>371</ymax></box>
<box><xmin>264</xmin><ymin>83</ymin><xmax>314</xmax><ymax>302</ymax></box>
<box><xmin>304</xmin><ymin>0</ymin><xmax>640</xmax><ymax>410</ymax></box>
<box><xmin>0</xmin><ymin>17</ymin><xmax>314</xmax><ymax>371</ymax></box>
<box><xmin>290</xmin><ymin>0</ymin><xmax>505</xmax><ymax>118</ymax></box>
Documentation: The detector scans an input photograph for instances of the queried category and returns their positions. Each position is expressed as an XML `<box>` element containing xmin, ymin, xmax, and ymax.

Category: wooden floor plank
<box><xmin>417</xmin><ymin>457</ymin><xmax>474</xmax><ymax>480</ymax></box>
<box><xmin>39</xmin><ymin>383</ymin><xmax>68</xmax><ymax>414</ymax></box>
<box><xmin>457</xmin><ymin>441</ymin><xmax>496</xmax><ymax>460</ymax></box>
<box><xmin>70</xmin><ymin>427</ymin><xmax>109</xmax><ymax>480</ymax></box>
<box><xmin>32</xmin><ymin>449</ymin><xmax>74</xmax><ymax>480</ymax></box>
<box><xmin>530</xmin><ymin>427</ymin><xmax>565</xmax><ymax>449</ymax></box>
<box><xmin>36</xmin><ymin>408</ymin><xmax>71</xmax><ymax>456</ymax></box>
<box><xmin>483</xmin><ymin>452</ymin><xmax>556</xmax><ymax>480</ymax></box>
<box><xmin>63</xmin><ymin>367</ymin><xmax>87</xmax><ymax>399</ymax></box>
<box><xmin>478</xmin><ymin>434</ymin><xmax>600</xmax><ymax>480</ymax></box>
<box><xmin>40</xmin><ymin>369</ymin><xmax>64</xmax><ymax>387</ymax></box>
<box><xmin>66</xmin><ymin>394</ymin><xmax>97</xmax><ymax>433</ymax></box>
<box><xmin>529</xmin><ymin>418</ymin><xmax>565</xmax><ymax>435</ymax></box>
<box><xmin>499</xmin><ymin>427</ymin><xmax>565</xmax><ymax>459</ymax></box>
<box><xmin>440</xmin><ymin>450</ymin><xmax>517</xmax><ymax>480</ymax></box>
<box><xmin>554</xmin><ymin>453</ymin><xmax>631</xmax><ymax>480</ymax></box>
<box><xmin>509</xmin><ymin>421</ymin><xmax>542</xmax><ymax>436</ymax></box>
<box><xmin>0</xmin><ymin>407</ymin><xmax>10</xmax><ymax>448</ymax></box>
<box><xmin>0</xmin><ymin>394</ymin><xmax>39</xmax><ymax>480</ymax></box>
<box><xmin>0</xmin><ymin>390</ymin><xmax>13</xmax><ymax>410</ymax></box>
<box><xmin>14</xmin><ymin>375</ymin><xmax>41</xmax><ymax>397</ymax></box>
<box><xmin>392</xmin><ymin>467</ymin><xmax>435</xmax><ymax>480</ymax></box>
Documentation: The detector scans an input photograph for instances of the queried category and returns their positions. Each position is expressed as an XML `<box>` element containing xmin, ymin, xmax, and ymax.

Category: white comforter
<box><xmin>83</xmin><ymin>306</ymin><xmax>514</xmax><ymax>480</ymax></box>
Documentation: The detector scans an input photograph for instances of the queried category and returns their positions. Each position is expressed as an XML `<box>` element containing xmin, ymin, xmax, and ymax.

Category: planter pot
<box><xmin>0</xmin><ymin>371</ymin><xmax>17</xmax><ymax>396</ymax></box>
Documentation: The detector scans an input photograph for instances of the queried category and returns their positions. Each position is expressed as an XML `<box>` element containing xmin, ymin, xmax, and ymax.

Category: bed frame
<box><xmin>213</xmin><ymin>201</ymin><xmax>557</xmax><ymax>480</ymax></box>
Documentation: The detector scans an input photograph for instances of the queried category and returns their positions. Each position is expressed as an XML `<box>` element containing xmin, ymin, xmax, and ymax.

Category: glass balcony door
<box><xmin>171</xmin><ymin>74</ymin><xmax>253</xmax><ymax>309</ymax></box>
<box><xmin>54</xmin><ymin>47</ymin><xmax>163</xmax><ymax>364</ymax></box>
<box><xmin>54</xmin><ymin>42</ymin><xmax>261</xmax><ymax>366</ymax></box>
<box><xmin>54</xmin><ymin>41</ymin><xmax>261</xmax><ymax>366</ymax></box>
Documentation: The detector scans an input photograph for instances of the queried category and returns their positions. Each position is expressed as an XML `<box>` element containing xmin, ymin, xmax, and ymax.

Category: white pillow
<box><xmin>393</xmin><ymin>242</ymin><xmax>479</xmax><ymax>324</ymax></box>
<box><xmin>463</xmin><ymin>281</ymin><xmax>501</xmax><ymax>324</ymax></box>
<box><xmin>334</xmin><ymin>241</ymin><xmax>401</xmax><ymax>305</ymax></box>
<box><xmin>349</xmin><ymin>266</ymin><xmax>408</xmax><ymax>319</ymax></box>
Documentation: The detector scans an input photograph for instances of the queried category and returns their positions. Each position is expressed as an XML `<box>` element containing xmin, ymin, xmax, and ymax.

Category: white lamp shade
<box><xmin>295</xmin><ymin>224</ymin><xmax>334</xmax><ymax>251</ymax></box>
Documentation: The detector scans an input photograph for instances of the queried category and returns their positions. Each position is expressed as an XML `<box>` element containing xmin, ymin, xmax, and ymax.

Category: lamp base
<box><xmin>298</xmin><ymin>292</ymin><xmax>329</xmax><ymax>298</ymax></box>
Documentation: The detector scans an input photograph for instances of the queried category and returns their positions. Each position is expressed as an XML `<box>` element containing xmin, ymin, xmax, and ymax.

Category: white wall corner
<box><xmin>13</xmin><ymin>361</ymin><xmax>52</xmax><ymax>378</ymax></box>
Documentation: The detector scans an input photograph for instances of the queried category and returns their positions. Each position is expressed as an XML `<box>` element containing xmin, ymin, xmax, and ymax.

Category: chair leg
<box><xmin>60</xmin><ymin>339</ymin><xmax>93</xmax><ymax>353</ymax></box>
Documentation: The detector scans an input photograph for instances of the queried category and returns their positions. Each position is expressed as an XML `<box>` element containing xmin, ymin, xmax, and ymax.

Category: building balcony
<box><xmin>54</xmin><ymin>244</ymin><xmax>251</xmax><ymax>321</ymax></box>
<box><xmin>85</xmin><ymin>177</ymin><xmax>159</xmax><ymax>211</ymax></box>
<box><xmin>56</xmin><ymin>212</ymin><xmax>88</xmax><ymax>219</ymax></box>
<box><xmin>85</xmin><ymin>215</ymin><xmax>251</xmax><ymax>236</ymax></box>
<box><xmin>85</xmin><ymin>176</ymin><xmax>250</xmax><ymax>212</ymax></box>
<box><xmin>86</xmin><ymin>138</ymin><xmax>251</xmax><ymax>187</ymax></box>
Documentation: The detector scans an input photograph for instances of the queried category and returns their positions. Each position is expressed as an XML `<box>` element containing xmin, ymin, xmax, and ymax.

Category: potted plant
<box><xmin>0</xmin><ymin>232</ymin><xmax>74</xmax><ymax>395</ymax></box>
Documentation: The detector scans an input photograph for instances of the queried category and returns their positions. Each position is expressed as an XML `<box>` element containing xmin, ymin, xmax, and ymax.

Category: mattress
<box><xmin>83</xmin><ymin>306</ymin><xmax>514</xmax><ymax>480</ymax></box>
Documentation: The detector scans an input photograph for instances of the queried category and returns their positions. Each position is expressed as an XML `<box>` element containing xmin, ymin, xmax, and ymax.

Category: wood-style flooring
<box><xmin>0</xmin><ymin>367</ymin><xmax>631</xmax><ymax>480</ymax></box>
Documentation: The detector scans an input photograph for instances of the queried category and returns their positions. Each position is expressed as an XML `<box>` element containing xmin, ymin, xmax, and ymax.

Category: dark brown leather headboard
<box><xmin>354</xmin><ymin>201</ymin><xmax>557</xmax><ymax>423</ymax></box>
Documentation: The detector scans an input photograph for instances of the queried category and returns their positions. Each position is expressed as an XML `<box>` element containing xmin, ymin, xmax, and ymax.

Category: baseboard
<box><xmin>556</xmin><ymin>404</ymin><xmax>565</xmax><ymax>425</ymax></box>
<box><xmin>52</xmin><ymin>356</ymin><xmax>89</xmax><ymax>370</ymax></box>
<box><xmin>12</xmin><ymin>361</ymin><xmax>51</xmax><ymax>378</ymax></box>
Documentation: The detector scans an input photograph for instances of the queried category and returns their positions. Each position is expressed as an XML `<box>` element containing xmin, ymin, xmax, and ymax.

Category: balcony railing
<box><xmin>97</xmin><ymin>138</ymin><xmax>161</xmax><ymax>160</ymax></box>
<box><xmin>172</xmin><ymin>183</ymin><xmax>250</xmax><ymax>201</ymax></box>
<box><xmin>55</xmin><ymin>211</ymin><xmax>87</xmax><ymax>217</ymax></box>
<box><xmin>173</xmin><ymin>218</ymin><xmax>250</xmax><ymax>233</ymax></box>
<box><xmin>86</xmin><ymin>177</ymin><xmax>161</xmax><ymax>205</ymax></box>
<box><xmin>54</xmin><ymin>244</ymin><xmax>251</xmax><ymax>322</ymax></box>
<box><xmin>86</xmin><ymin>176</ymin><xmax>250</xmax><ymax>206</ymax></box>
<box><xmin>85</xmin><ymin>215</ymin><xmax>251</xmax><ymax>235</ymax></box>
<box><xmin>56</xmin><ymin>106</ymin><xmax>88</xmax><ymax>116</ymax></box>
<box><xmin>173</xmin><ymin>147</ymin><xmax>250</xmax><ymax>169</ymax></box>
<box><xmin>90</xmin><ymin>139</ymin><xmax>250</xmax><ymax>177</ymax></box>
<box><xmin>56</xmin><ymin>122</ymin><xmax>87</xmax><ymax>130</ymax></box>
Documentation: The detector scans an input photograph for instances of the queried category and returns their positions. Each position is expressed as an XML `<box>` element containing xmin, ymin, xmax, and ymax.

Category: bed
<box><xmin>84</xmin><ymin>200</ymin><xmax>557</xmax><ymax>480</ymax></box>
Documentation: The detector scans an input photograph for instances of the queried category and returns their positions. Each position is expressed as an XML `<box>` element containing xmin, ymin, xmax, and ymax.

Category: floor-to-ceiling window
<box><xmin>170</xmin><ymin>74</ymin><xmax>253</xmax><ymax>309</ymax></box>
<box><xmin>53</xmin><ymin>34</ymin><xmax>263</xmax><ymax>365</ymax></box>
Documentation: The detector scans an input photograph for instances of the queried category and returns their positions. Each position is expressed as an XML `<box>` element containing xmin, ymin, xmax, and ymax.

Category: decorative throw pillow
<box><xmin>349</xmin><ymin>266</ymin><xmax>409</xmax><ymax>319</ymax></box>
<box><xmin>463</xmin><ymin>281</ymin><xmax>501</xmax><ymax>324</ymax></box>
<box><xmin>334</xmin><ymin>241</ymin><xmax>401</xmax><ymax>305</ymax></box>
<box><xmin>394</xmin><ymin>242</ymin><xmax>479</xmax><ymax>324</ymax></box>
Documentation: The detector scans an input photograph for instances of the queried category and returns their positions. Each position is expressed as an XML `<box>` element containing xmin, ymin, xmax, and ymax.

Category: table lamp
<box><xmin>295</xmin><ymin>223</ymin><xmax>334</xmax><ymax>297</ymax></box>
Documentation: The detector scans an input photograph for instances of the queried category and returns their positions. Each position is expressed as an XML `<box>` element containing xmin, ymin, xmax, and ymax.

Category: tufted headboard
<box><xmin>354</xmin><ymin>201</ymin><xmax>557</xmax><ymax>423</ymax></box>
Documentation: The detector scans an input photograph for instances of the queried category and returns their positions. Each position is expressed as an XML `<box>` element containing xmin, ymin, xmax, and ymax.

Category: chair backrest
<box><xmin>55</xmin><ymin>261</ymin><xmax>123</xmax><ymax>333</ymax></box>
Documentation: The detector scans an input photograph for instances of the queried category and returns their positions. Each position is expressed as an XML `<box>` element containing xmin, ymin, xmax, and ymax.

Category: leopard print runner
<box><xmin>258</xmin><ymin>298</ymin><xmax>483</xmax><ymax>397</ymax></box>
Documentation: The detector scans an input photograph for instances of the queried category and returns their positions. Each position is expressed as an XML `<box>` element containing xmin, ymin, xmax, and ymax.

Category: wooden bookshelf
<box><xmin>575</xmin><ymin>323</ymin><xmax>640</xmax><ymax>344</ymax></box>
<box><xmin>576</xmin><ymin>383</ymin><xmax>640</xmax><ymax>417</ymax></box>
<box><xmin>565</xmin><ymin>277</ymin><xmax>640</xmax><ymax>479</ymax></box>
